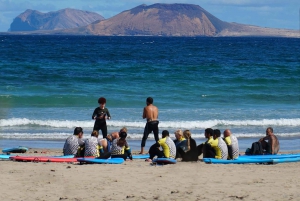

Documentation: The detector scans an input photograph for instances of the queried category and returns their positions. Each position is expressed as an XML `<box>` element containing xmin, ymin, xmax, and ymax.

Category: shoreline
<box><xmin>1</xmin><ymin>136</ymin><xmax>299</xmax><ymax>152</ymax></box>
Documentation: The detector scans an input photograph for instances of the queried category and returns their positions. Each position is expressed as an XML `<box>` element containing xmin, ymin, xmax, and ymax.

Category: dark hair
<box><xmin>205</xmin><ymin>128</ymin><xmax>214</xmax><ymax>136</ymax></box>
<box><xmin>98</xmin><ymin>97</ymin><xmax>106</xmax><ymax>104</ymax></box>
<box><xmin>267</xmin><ymin>127</ymin><xmax>273</xmax><ymax>133</ymax></box>
<box><xmin>162</xmin><ymin>130</ymin><xmax>169</xmax><ymax>137</ymax></box>
<box><xmin>213</xmin><ymin>129</ymin><xmax>221</xmax><ymax>137</ymax></box>
<box><xmin>91</xmin><ymin>130</ymin><xmax>99</xmax><ymax>137</ymax></box>
<box><xmin>146</xmin><ymin>97</ymin><xmax>153</xmax><ymax>104</ymax></box>
<box><xmin>119</xmin><ymin>131</ymin><xmax>127</xmax><ymax>139</ymax></box>
<box><xmin>74</xmin><ymin>127</ymin><xmax>83</xmax><ymax>135</ymax></box>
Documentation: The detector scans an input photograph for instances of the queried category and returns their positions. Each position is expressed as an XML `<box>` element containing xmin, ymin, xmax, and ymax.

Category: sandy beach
<box><xmin>1</xmin><ymin>148</ymin><xmax>300</xmax><ymax>201</ymax></box>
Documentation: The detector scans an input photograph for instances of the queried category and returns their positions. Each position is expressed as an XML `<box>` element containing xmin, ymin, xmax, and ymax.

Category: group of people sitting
<box><xmin>63</xmin><ymin>126</ymin><xmax>279</xmax><ymax>161</ymax></box>
<box><xmin>63</xmin><ymin>127</ymin><xmax>133</xmax><ymax>160</ymax></box>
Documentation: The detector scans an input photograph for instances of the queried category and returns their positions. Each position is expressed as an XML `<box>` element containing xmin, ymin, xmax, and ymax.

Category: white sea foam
<box><xmin>0</xmin><ymin>132</ymin><xmax>299</xmax><ymax>140</ymax></box>
<box><xmin>1</xmin><ymin>118</ymin><xmax>300</xmax><ymax>128</ymax></box>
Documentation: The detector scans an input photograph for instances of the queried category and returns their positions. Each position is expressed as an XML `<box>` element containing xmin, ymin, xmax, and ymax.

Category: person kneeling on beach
<box><xmin>197</xmin><ymin>128</ymin><xmax>215</xmax><ymax>158</ymax></box>
<box><xmin>110</xmin><ymin>131</ymin><xmax>133</xmax><ymax>160</ymax></box>
<box><xmin>84</xmin><ymin>130</ymin><xmax>110</xmax><ymax>159</ymax></box>
<box><xmin>176</xmin><ymin>130</ymin><xmax>198</xmax><ymax>161</ymax></box>
<box><xmin>63</xmin><ymin>127</ymin><xmax>85</xmax><ymax>157</ymax></box>
<box><xmin>146</xmin><ymin>130</ymin><xmax>176</xmax><ymax>162</ymax></box>
<box><xmin>208</xmin><ymin>129</ymin><xmax>228</xmax><ymax>159</ymax></box>
<box><xmin>223</xmin><ymin>129</ymin><xmax>239</xmax><ymax>159</ymax></box>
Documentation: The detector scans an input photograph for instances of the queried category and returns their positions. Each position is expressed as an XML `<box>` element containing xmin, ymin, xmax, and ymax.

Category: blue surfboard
<box><xmin>131</xmin><ymin>154</ymin><xmax>150</xmax><ymax>159</ymax></box>
<box><xmin>52</xmin><ymin>155</ymin><xmax>75</xmax><ymax>158</ymax></box>
<box><xmin>203</xmin><ymin>157</ymin><xmax>300</xmax><ymax>164</ymax></box>
<box><xmin>239</xmin><ymin>153</ymin><xmax>300</xmax><ymax>159</ymax></box>
<box><xmin>2</xmin><ymin>146</ymin><xmax>28</xmax><ymax>153</ymax></box>
<box><xmin>77</xmin><ymin>158</ymin><xmax>124</xmax><ymax>164</ymax></box>
<box><xmin>152</xmin><ymin>158</ymin><xmax>177</xmax><ymax>164</ymax></box>
<box><xmin>0</xmin><ymin>154</ymin><xmax>12</xmax><ymax>159</ymax></box>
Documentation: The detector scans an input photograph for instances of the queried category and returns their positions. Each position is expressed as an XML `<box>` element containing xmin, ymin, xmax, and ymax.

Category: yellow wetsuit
<box><xmin>224</xmin><ymin>135</ymin><xmax>239</xmax><ymax>159</ymax></box>
<box><xmin>158</xmin><ymin>136</ymin><xmax>176</xmax><ymax>158</ymax></box>
<box><xmin>209</xmin><ymin>137</ymin><xmax>228</xmax><ymax>159</ymax></box>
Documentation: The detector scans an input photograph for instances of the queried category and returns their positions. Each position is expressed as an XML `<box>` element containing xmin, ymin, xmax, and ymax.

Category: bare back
<box><xmin>143</xmin><ymin>104</ymin><xmax>158</xmax><ymax>122</ymax></box>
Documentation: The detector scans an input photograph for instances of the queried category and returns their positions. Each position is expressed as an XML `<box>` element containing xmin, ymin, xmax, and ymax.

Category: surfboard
<box><xmin>239</xmin><ymin>153</ymin><xmax>300</xmax><ymax>159</ymax></box>
<box><xmin>152</xmin><ymin>158</ymin><xmax>177</xmax><ymax>164</ymax></box>
<box><xmin>77</xmin><ymin>158</ymin><xmax>124</xmax><ymax>164</ymax></box>
<box><xmin>131</xmin><ymin>154</ymin><xmax>149</xmax><ymax>159</ymax></box>
<box><xmin>203</xmin><ymin>157</ymin><xmax>300</xmax><ymax>164</ymax></box>
<box><xmin>0</xmin><ymin>154</ymin><xmax>12</xmax><ymax>160</ymax></box>
<box><xmin>10</xmin><ymin>156</ymin><xmax>94</xmax><ymax>163</ymax></box>
<box><xmin>2</xmin><ymin>146</ymin><xmax>28</xmax><ymax>153</ymax></box>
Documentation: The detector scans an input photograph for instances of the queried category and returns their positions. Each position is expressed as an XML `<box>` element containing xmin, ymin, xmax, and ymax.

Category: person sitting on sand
<box><xmin>208</xmin><ymin>129</ymin><xmax>228</xmax><ymax>159</ymax></box>
<box><xmin>258</xmin><ymin>127</ymin><xmax>280</xmax><ymax>155</ymax></box>
<box><xmin>146</xmin><ymin>130</ymin><xmax>176</xmax><ymax>162</ymax></box>
<box><xmin>63</xmin><ymin>127</ymin><xmax>85</xmax><ymax>157</ymax></box>
<box><xmin>110</xmin><ymin>131</ymin><xmax>133</xmax><ymax>160</ymax></box>
<box><xmin>173</xmin><ymin>129</ymin><xmax>186</xmax><ymax>158</ymax></box>
<box><xmin>176</xmin><ymin>130</ymin><xmax>198</xmax><ymax>161</ymax></box>
<box><xmin>173</xmin><ymin>129</ymin><xmax>186</xmax><ymax>146</ymax></box>
<box><xmin>223</xmin><ymin>129</ymin><xmax>239</xmax><ymax>159</ymax></box>
<box><xmin>100</xmin><ymin>127</ymin><xmax>126</xmax><ymax>153</ymax></box>
<box><xmin>84</xmin><ymin>130</ymin><xmax>110</xmax><ymax>158</ymax></box>
<box><xmin>197</xmin><ymin>128</ymin><xmax>215</xmax><ymax>158</ymax></box>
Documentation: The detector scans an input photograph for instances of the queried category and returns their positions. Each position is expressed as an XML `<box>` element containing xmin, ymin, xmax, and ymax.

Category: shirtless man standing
<box><xmin>140</xmin><ymin>97</ymin><xmax>159</xmax><ymax>154</ymax></box>
<box><xmin>259</xmin><ymin>127</ymin><xmax>280</xmax><ymax>154</ymax></box>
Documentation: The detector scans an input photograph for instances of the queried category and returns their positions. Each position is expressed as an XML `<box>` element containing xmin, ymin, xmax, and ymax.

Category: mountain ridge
<box><xmin>7</xmin><ymin>4</ymin><xmax>300</xmax><ymax>38</ymax></box>
<box><xmin>10</xmin><ymin>8</ymin><xmax>105</xmax><ymax>31</ymax></box>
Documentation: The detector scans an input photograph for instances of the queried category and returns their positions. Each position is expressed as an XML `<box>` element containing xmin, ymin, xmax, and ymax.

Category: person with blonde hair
<box><xmin>176</xmin><ymin>130</ymin><xmax>198</xmax><ymax>161</ymax></box>
<box><xmin>173</xmin><ymin>129</ymin><xmax>186</xmax><ymax>146</ymax></box>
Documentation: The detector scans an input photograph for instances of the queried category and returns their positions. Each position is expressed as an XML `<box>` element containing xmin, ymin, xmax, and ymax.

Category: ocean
<box><xmin>0</xmin><ymin>35</ymin><xmax>299</xmax><ymax>151</ymax></box>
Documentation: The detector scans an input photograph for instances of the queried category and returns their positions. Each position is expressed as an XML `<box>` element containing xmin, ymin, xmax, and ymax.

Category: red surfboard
<box><xmin>10</xmin><ymin>156</ymin><xmax>94</xmax><ymax>163</ymax></box>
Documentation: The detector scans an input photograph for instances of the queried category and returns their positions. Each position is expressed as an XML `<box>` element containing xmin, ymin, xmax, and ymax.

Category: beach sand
<box><xmin>1</xmin><ymin>148</ymin><xmax>300</xmax><ymax>201</ymax></box>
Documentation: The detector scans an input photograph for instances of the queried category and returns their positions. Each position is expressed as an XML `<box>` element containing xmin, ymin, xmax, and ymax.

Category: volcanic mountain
<box><xmin>10</xmin><ymin>8</ymin><xmax>105</xmax><ymax>31</ymax></box>
<box><xmin>79</xmin><ymin>3</ymin><xmax>231</xmax><ymax>36</ymax></box>
<box><xmin>8</xmin><ymin>4</ymin><xmax>299</xmax><ymax>37</ymax></box>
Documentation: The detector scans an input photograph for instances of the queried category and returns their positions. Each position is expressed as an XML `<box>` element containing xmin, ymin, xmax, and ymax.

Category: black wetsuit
<box><xmin>92</xmin><ymin>107</ymin><xmax>111</xmax><ymax>138</ymax></box>
<box><xmin>148</xmin><ymin>142</ymin><xmax>164</xmax><ymax>160</ymax></box>
<box><xmin>141</xmin><ymin>120</ymin><xmax>159</xmax><ymax>147</ymax></box>
<box><xmin>177</xmin><ymin>138</ymin><xmax>198</xmax><ymax>161</ymax></box>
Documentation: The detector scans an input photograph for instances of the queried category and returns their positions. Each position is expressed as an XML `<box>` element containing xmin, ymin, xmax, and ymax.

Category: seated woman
<box><xmin>176</xmin><ymin>130</ymin><xmax>198</xmax><ymax>161</ymax></box>
<box><xmin>146</xmin><ymin>130</ymin><xmax>176</xmax><ymax>162</ymax></box>
<box><xmin>100</xmin><ymin>127</ymin><xmax>126</xmax><ymax>153</ymax></box>
<box><xmin>84</xmin><ymin>130</ymin><xmax>110</xmax><ymax>159</ymax></box>
<box><xmin>110</xmin><ymin>131</ymin><xmax>133</xmax><ymax>160</ymax></box>
<box><xmin>173</xmin><ymin>129</ymin><xmax>186</xmax><ymax>146</ymax></box>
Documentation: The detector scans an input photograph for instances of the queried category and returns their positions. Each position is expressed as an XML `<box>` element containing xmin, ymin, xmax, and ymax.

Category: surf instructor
<box><xmin>140</xmin><ymin>97</ymin><xmax>159</xmax><ymax>154</ymax></box>
<box><xmin>92</xmin><ymin>97</ymin><xmax>111</xmax><ymax>139</ymax></box>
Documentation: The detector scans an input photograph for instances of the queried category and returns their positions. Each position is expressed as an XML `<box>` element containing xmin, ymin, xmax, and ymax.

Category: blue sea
<box><xmin>0</xmin><ymin>35</ymin><xmax>299</xmax><ymax>151</ymax></box>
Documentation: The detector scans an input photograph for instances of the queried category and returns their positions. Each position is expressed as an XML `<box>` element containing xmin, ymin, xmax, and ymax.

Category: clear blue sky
<box><xmin>0</xmin><ymin>0</ymin><xmax>299</xmax><ymax>32</ymax></box>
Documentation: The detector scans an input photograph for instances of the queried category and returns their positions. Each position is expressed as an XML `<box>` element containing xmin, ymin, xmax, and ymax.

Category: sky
<box><xmin>0</xmin><ymin>0</ymin><xmax>299</xmax><ymax>32</ymax></box>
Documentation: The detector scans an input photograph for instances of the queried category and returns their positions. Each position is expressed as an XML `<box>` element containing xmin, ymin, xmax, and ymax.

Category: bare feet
<box><xmin>145</xmin><ymin>158</ymin><xmax>152</xmax><ymax>162</ymax></box>
<box><xmin>139</xmin><ymin>147</ymin><xmax>144</xmax><ymax>155</ymax></box>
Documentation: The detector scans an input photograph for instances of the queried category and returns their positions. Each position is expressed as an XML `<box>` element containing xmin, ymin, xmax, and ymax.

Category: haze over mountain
<box><xmin>10</xmin><ymin>8</ymin><xmax>104</xmax><ymax>31</ymax></box>
<box><xmin>8</xmin><ymin>4</ymin><xmax>299</xmax><ymax>37</ymax></box>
